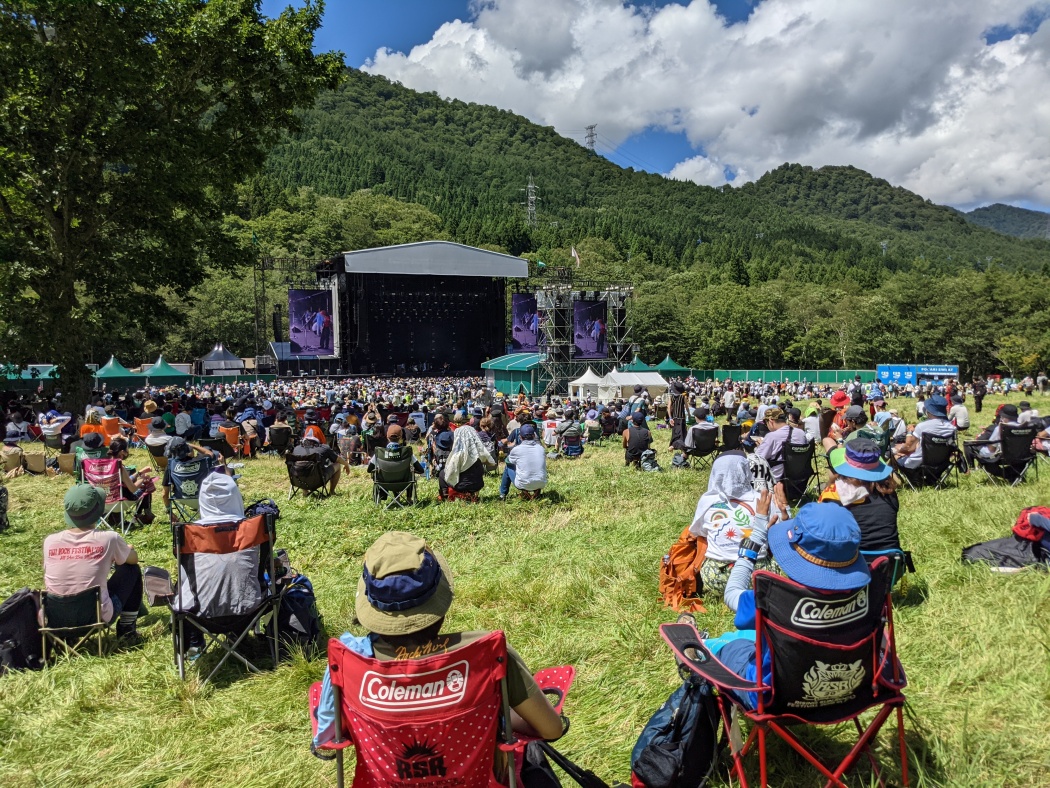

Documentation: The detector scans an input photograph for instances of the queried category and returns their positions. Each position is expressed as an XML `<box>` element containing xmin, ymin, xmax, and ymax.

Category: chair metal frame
<box><xmin>80</xmin><ymin>457</ymin><xmax>136</xmax><ymax>535</ymax></box>
<box><xmin>170</xmin><ymin>513</ymin><xmax>281</xmax><ymax>686</ymax></box>
<box><xmin>897</xmin><ymin>433</ymin><xmax>959</xmax><ymax>491</ymax></box>
<box><xmin>286</xmin><ymin>454</ymin><xmax>335</xmax><ymax>500</ymax></box>
<box><xmin>40</xmin><ymin>586</ymin><xmax>113</xmax><ymax>660</ymax></box>
<box><xmin>967</xmin><ymin>424</ymin><xmax>1039</xmax><ymax>487</ymax></box>
<box><xmin>370</xmin><ymin>447</ymin><xmax>419</xmax><ymax>510</ymax></box>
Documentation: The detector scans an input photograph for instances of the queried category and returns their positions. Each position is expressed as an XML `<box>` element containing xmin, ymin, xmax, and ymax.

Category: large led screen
<box><xmin>287</xmin><ymin>289</ymin><xmax>335</xmax><ymax>356</ymax></box>
<box><xmin>573</xmin><ymin>299</ymin><xmax>607</xmax><ymax>360</ymax></box>
<box><xmin>511</xmin><ymin>293</ymin><xmax>540</xmax><ymax>352</ymax></box>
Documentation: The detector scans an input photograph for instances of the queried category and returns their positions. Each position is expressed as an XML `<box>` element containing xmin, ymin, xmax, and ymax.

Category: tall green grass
<box><xmin>1</xmin><ymin>395</ymin><xmax>1048</xmax><ymax>787</ymax></box>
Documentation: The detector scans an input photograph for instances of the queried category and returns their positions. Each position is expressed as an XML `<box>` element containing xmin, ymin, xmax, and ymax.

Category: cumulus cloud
<box><xmin>363</xmin><ymin>0</ymin><xmax>1050</xmax><ymax>208</ymax></box>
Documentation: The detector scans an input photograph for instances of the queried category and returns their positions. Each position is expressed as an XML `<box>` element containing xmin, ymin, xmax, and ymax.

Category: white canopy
<box><xmin>598</xmin><ymin>370</ymin><xmax>668</xmax><ymax>401</ymax></box>
<box><xmin>567</xmin><ymin>367</ymin><xmax>604</xmax><ymax>399</ymax></box>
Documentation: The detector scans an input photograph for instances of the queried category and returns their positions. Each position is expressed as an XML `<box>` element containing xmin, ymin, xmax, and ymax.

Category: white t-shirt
<box><xmin>43</xmin><ymin>529</ymin><xmax>132</xmax><ymax>623</ymax></box>
<box><xmin>691</xmin><ymin>495</ymin><xmax>768</xmax><ymax>563</ymax></box>
<box><xmin>900</xmin><ymin>418</ymin><xmax>957</xmax><ymax>468</ymax></box>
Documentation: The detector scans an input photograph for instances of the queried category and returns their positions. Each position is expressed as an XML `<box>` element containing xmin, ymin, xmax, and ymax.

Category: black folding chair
<box><xmin>266</xmin><ymin>426</ymin><xmax>293</xmax><ymax>457</ymax></box>
<box><xmin>970</xmin><ymin>424</ymin><xmax>1039</xmax><ymax>486</ymax></box>
<box><xmin>719</xmin><ymin>422</ymin><xmax>742</xmax><ymax>453</ymax></box>
<box><xmin>898</xmin><ymin>433</ymin><xmax>958</xmax><ymax>491</ymax></box>
<box><xmin>43</xmin><ymin>433</ymin><xmax>64</xmax><ymax>460</ymax></box>
<box><xmin>286</xmin><ymin>454</ymin><xmax>334</xmax><ymax>500</ymax></box>
<box><xmin>660</xmin><ymin>557</ymin><xmax>907</xmax><ymax>788</ymax></box>
<box><xmin>684</xmin><ymin>426</ymin><xmax>718</xmax><ymax>470</ymax></box>
<box><xmin>781</xmin><ymin>440</ymin><xmax>819</xmax><ymax>505</ymax></box>
<box><xmin>40</xmin><ymin>586</ymin><xmax>112</xmax><ymax>660</ymax></box>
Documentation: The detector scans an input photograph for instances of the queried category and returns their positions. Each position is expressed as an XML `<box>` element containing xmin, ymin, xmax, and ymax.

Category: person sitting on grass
<box><xmin>692</xmin><ymin>453</ymin><xmax>786</xmax><ymax>597</ymax></box>
<box><xmin>438</xmin><ymin>425</ymin><xmax>496</xmax><ymax>501</ymax></box>
<box><xmin>820</xmin><ymin>438</ymin><xmax>903</xmax><ymax>553</ymax></box>
<box><xmin>703</xmin><ymin>501</ymin><xmax>871</xmax><ymax>709</ymax></box>
<box><xmin>290</xmin><ymin>432</ymin><xmax>350</xmax><ymax>495</ymax></box>
<box><xmin>311</xmin><ymin>531</ymin><xmax>565</xmax><ymax>761</ymax></box>
<box><xmin>499</xmin><ymin>423</ymin><xmax>547</xmax><ymax>501</ymax></box>
<box><xmin>623</xmin><ymin>410</ymin><xmax>653</xmax><ymax>467</ymax></box>
<box><xmin>43</xmin><ymin>484</ymin><xmax>143</xmax><ymax>642</ymax></box>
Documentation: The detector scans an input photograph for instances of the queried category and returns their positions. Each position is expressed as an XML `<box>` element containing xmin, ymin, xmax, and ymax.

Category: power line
<box><xmin>594</xmin><ymin>132</ymin><xmax>667</xmax><ymax>174</ymax></box>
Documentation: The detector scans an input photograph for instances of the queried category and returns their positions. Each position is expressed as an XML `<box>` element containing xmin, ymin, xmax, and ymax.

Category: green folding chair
<box><xmin>40</xmin><ymin>586</ymin><xmax>112</xmax><ymax>660</ymax></box>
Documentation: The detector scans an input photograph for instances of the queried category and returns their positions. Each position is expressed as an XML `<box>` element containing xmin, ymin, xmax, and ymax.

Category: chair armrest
<box><xmin>659</xmin><ymin>623</ymin><xmax>762</xmax><ymax>692</ymax></box>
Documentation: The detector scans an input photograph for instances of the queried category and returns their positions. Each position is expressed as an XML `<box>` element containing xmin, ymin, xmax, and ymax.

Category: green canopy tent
<box><xmin>93</xmin><ymin>356</ymin><xmax>142</xmax><ymax>390</ymax></box>
<box><xmin>654</xmin><ymin>354</ymin><xmax>691</xmax><ymax>376</ymax></box>
<box><xmin>621</xmin><ymin>354</ymin><xmax>654</xmax><ymax>372</ymax></box>
<box><xmin>141</xmin><ymin>355</ymin><xmax>189</xmax><ymax>386</ymax></box>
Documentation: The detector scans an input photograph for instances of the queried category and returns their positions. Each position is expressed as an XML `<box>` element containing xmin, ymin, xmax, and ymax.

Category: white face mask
<box><xmin>834</xmin><ymin>477</ymin><xmax>869</xmax><ymax>506</ymax></box>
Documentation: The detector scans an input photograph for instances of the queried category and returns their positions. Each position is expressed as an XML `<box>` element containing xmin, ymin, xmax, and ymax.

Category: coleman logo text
<box><xmin>789</xmin><ymin>587</ymin><xmax>868</xmax><ymax>629</ymax></box>
<box><xmin>359</xmin><ymin>662</ymin><xmax>469</xmax><ymax>712</ymax></box>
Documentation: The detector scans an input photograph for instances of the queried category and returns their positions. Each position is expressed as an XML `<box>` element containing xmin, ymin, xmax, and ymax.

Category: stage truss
<box><xmin>252</xmin><ymin>256</ymin><xmax>338</xmax><ymax>373</ymax></box>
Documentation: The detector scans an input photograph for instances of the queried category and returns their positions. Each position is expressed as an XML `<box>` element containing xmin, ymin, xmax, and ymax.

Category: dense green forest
<box><xmin>965</xmin><ymin>203</ymin><xmax>1050</xmax><ymax>239</ymax></box>
<box><xmin>90</xmin><ymin>68</ymin><xmax>1050</xmax><ymax>377</ymax></box>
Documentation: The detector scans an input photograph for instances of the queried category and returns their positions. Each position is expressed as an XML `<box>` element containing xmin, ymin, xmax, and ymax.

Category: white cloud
<box><xmin>363</xmin><ymin>0</ymin><xmax>1050</xmax><ymax>208</ymax></box>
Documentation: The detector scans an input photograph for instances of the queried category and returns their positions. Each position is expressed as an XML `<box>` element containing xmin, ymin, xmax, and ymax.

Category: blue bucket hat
<box><xmin>435</xmin><ymin>431</ymin><xmax>454</xmax><ymax>451</ymax></box>
<box><xmin>767</xmin><ymin>503</ymin><xmax>871</xmax><ymax>591</ymax></box>
<box><xmin>519</xmin><ymin>423</ymin><xmax>537</xmax><ymax>439</ymax></box>
<box><xmin>829</xmin><ymin>438</ymin><xmax>891</xmax><ymax>482</ymax></box>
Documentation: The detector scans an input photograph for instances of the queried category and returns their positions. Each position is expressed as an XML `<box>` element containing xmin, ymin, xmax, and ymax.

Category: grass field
<box><xmin>2</xmin><ymin>395</ymin><xmax>1050</xmax><ymax>787</ymax></box>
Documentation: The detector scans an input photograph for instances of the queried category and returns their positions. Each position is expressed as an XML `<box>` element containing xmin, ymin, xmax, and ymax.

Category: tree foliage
<box><xmin>0</xmin><ymin>0</ymin><xmax>342</xmax><ymax>406</ymax></box>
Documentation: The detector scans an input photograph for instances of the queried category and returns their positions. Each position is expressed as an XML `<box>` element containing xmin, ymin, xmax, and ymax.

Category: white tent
<box><xmin>567</xmin><ymin>367</ymin><xmax>604</xmax><ymax>399</ymax></box>
<box><xmin>598</xmin><ymin>370</ymin><xmax>668</xmax><ymax>401</ymax></box>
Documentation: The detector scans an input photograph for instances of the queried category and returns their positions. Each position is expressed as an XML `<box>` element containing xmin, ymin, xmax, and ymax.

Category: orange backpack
<box><xmin>659</xmin><ymin>526</ymin><xmax>708</xmax><ymax>613</ymax></box>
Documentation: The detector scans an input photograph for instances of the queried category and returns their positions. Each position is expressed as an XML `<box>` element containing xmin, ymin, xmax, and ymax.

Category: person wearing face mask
<box><xmin>820</xmin><ymin>438</ymin><xmax>901</xmax><ymax>553</ymax></box>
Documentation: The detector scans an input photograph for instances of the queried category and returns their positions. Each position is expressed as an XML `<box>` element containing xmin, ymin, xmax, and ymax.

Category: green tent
<box><xmin>93</xmin><ymin>356</ymin><xmax>142</xmax><ymax>389</ymax></box>
<box><xmin>654</xmin><ymin>354</ymin><xmax>691</xmax><ymax>376</ymax></box>
<box><xmin>621</xmin><ymin>354</ymin><xmax>653</xmax><ymax>372</ymax></box>
<box><xmin>141</xmin><ymin>355</ymin><xmax>188</xmax><ymax>386</ymax></box>
<box><xmin>481</xmin><ymin>353</ymin><xmax>543</xmax><ymax>396</ymax></box>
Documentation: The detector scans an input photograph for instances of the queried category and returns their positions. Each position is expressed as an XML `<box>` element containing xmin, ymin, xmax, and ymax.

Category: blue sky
<box><xmin>261</xmin><ymin>1</ymin><xmax>1050</xmax><ymax>212</ymax></box>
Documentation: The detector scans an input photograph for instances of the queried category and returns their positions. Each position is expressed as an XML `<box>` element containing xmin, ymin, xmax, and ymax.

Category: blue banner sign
<box><xmin>878</xmin><ymin>364</ymin><xmax>959</xmax><ymax>384</ymax></box>
<box><xmin>916</xmin><ymin>364</ymin><xmax>959</xmax><ymax>378</ymax></box>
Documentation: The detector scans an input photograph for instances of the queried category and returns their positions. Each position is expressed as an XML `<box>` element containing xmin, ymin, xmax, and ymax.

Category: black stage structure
<box><xmin>252</xmin><ymin>242</ymin><xmax>633</xmax><ymax>384</ymax></box>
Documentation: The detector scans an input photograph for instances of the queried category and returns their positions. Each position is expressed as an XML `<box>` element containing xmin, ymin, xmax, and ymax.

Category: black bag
<box><xmin>273</xmin><ymin>574</ymin><xmax>323</xmax><ymax>657</ymax></box>
<box><xmin>962</xmin><ymin>534</ymin><xmax>1050</xmax><ymax>571</ymax></box>
<box><xmin>245</xmin><ymin>498</ymin><xmax>280</xmax><ymax>520</ymax></box>
<box><xmin>631</xmin><ymin>674</ymin><xmax>721</xmax><ymax>788</ymax></box>
<box><xmin>0</xmin><ymin>588</ymin><xmax>44</xmax><ymax>674</ymax></box>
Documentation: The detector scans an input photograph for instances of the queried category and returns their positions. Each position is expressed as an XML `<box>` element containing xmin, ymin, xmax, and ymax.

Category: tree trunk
<box><xmin>36</xmin><ymin>271</ymin><xmax>92</xmax><ymax>416</ymax></box>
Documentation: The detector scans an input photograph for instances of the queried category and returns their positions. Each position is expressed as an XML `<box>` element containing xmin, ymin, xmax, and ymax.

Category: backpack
<box><xmin>631</xmin><ymin>673</ymin><xmax>721</xmax><ymax>788</ymax></box>
<box><xmin>272</xmin><ymin>573</ymin><xmax>323</xmax><ymax>657</ymax></box>
<box><xmin>659</xmin><ymin>527</ymin><xmax>708</xmax><ymax>613</ymax></box>
<box><xmin>640</xmin><ymin>449</ymin><xmax>661</xmax><ymax>472</ymax></box>
<box><xmin>0</xmin><ymin>588</ymin><xmax>43</xmax><ymax>675</ymax></box>
<box><xmin>245</xmin><ymin>498</ymin><xmax>281</xmax><ymax>521</ymax></box>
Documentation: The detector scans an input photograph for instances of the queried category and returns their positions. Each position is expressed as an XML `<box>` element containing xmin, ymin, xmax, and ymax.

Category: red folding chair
<box><xmin>309</xmin><ymin>631</ymin><xmax>577</xmax><ymax>788</ymax></box>
<box><xmin>660</xmin><ymin>555</ymin><xmax>908</xmax><ymax>788</ymax></box>
<box><xmin>80</xmin><ymin>457</ymin><xmax>135</xmax><ymax>535</ymax></box>
<box><xmin>218</xmin><ymin>425</ymin><xmax>244</xmax><ymax>459</ymax></box>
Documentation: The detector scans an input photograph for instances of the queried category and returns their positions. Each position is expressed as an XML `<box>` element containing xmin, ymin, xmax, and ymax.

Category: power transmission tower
<box><xmin>520</xmin><ymin>174</ymin><xmax>538</xmax><ymax>228</ymax></box>
<box><xmin>585</xmin><ymin>124</ymin><xmax>597</xmax><ymax>151</ymax></box>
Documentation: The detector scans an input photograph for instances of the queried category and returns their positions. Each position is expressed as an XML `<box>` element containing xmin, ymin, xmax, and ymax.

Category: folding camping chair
<box><xmin>132</xmin><ymin>418</ymin><xmax>152</xmax><ymax>449</ymax></box>
<box><xmin>39</xmin><ymin>586</ymin><xmax>113</xmax><ymax>660</ymax></box>
<box><xmin>969</xmin><ymin>424</ymin><xmax>1039</xmax><ymax>486</ymax></box>
<box><xmin>167</xmin><ymin>454</ymin><xmax>218</xmax><ymax>522</ymax></box>
<box><xmin>897</xmin><ymin>433</ymin><xmax>959</xmax><ymax>491</ymax></box>
<box><xmin>168</xmin><ymin>513</ymin><xmax>280</xmax><ymax>685</ymax></box>
<box><xmin>80</xmin><ymin>457</ymin><xmax>137</xmax><ymax>535</ymax></box>
<box><xmin>781</xmin><ymin>440</ymin><xmax>819</xmax><ymax>505</ymax></box>
<box><xmin>659</xmin><ymin>556</ymin><xmax>907</xmax><ymax>788</ymax></box>
<box><xmin>370</xmin><ymin>446</ymin><xmax>419</xmax><ymax>509</ymax></box>
<box><xmin>43</xmin><ymin>433</ymin><xmax>64</xmax><ymax>460</ymax></box>
<box><xmin>147</xmin><ymin>442</ymin><xmax>169</xmax><ymax>474</ymax></box>
<box><xmin>719</xmin><ymin>422</ymin><xmax>742</xmax><ymax>453</ymax></box>
<box><xmin>199</xmin><ymin>436</ymin><xmax>233</xmax><ymax>461</ymax></box>
<box><xmin>309</xmin><ymin>631</ymin><xmax>590</xmax><ymax>788</ymax></box>
<box><xmin>286</xmin><ymin>454</ymin><xmax>334</xmax><ymax>500</ymax></box>
<box><xmin>265</xmin><ymin>425</ymin><xmax>293</xmax><ymax>457</ymax></box>
<box><xmin>561</xmin><ymin>433</ymin><xmax>584</xmax><ymax>459</ymax></box>
<box><xmin>684</xmin><ymin>425</ymin><xmax>719</xmax><ymax>470</ymax></box>
<box><xmin>585</xmin><ymin>423</ymin><xmax>604</xmax><ymax>446</ymax></box>
<box><xmin>219</xmin><ymin>425</ymin><xmax>247</xmax><ymax>460</ymax></box>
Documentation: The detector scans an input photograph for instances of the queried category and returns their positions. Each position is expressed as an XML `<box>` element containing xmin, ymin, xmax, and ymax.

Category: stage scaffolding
<box><xmin>252</xmin><ymin>256</ymin><xmax>338</xmax><ymax>374</ymax></box>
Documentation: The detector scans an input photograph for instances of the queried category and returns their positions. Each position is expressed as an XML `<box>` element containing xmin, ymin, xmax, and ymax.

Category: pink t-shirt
<box><xmin>43</xmin><ymin>529</ymin><xmax>132</xmax><ymax>623</ymax></box>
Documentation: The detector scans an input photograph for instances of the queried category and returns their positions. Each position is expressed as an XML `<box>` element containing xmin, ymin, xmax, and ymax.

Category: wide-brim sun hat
<box><xmin>356</xmin><ymin>531</ymin><xmax>454</xmax><ymax>636</ymax></box>
<box><xmin>766</xmin><ymin>503</ymin><xmax>871</xmax><ymax>591</ymax></box>
<box><xmin>829</xmin><ymin>438</ymin><xmax>891</xmax><ymax>482</ymax></box>
<box><xmin>925</xmin><ymin>395</ymin><xmax>949</xmax><ymax>418</ymax></box>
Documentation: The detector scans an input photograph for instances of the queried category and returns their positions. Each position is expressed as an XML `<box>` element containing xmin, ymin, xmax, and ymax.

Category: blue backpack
<box><xmin>631</xmin><ymin>673</ymin><xmax>721</xmax><ymax>788</ymax></box>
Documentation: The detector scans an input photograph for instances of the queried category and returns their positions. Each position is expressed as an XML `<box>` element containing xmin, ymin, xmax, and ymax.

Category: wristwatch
<box><xmin>738</xmin><ymin>538</ymin><xmax>762</xmax><ymax>562</ymax></box>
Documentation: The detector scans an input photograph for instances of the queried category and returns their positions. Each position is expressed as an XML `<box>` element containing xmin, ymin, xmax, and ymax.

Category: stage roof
<box><xmin>343</xmin><ymin>241</ymin><xmax>528</xmax><ymax>278</ymax></box>
<box><xmin>481</xmin><ymin>353</ymin><xmax>543</xmax><ymax>371</ymax></box>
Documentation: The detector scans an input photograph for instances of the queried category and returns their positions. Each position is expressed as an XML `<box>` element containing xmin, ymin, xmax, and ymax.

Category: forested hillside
<box><xmin>966</xmin><ymin>203</ymin><xmax>1050</xmax><ymax>239</ymax></box>
<box><xmin>117</xmin><ymin>68</ymin><xmax>1050</xmax><ymax>377</ymax></box>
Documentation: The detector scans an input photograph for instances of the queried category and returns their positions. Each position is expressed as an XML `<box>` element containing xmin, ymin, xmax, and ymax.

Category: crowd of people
<box><xmin>1</xmin><ymin>368</ymin><xmax>1044</xmax><ymax>782</ymax></box>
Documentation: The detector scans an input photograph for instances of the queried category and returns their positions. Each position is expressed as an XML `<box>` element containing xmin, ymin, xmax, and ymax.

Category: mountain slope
<box><xmin>966</xmin><ymin>203</ymin><xmax>1050</xmax><ymax>239</ymax></box>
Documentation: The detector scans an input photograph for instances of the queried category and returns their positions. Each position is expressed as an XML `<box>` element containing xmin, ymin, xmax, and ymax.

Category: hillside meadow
<box><xmin>1</xmin><ymin>395</ymin><xmax>1049</xmax><ymax>787</ymax></box>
